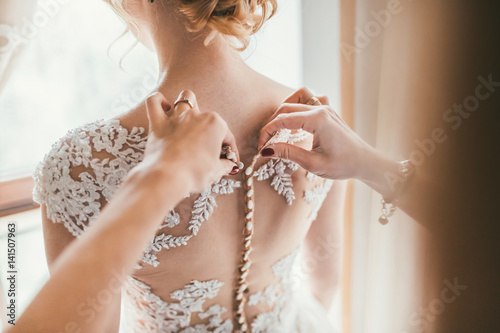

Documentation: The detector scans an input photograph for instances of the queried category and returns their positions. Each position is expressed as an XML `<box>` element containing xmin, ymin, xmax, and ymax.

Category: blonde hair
<box><xmin>104</xmin><ymin>0</ymin><xmax>278</xmax><ymax>50</ymax></box>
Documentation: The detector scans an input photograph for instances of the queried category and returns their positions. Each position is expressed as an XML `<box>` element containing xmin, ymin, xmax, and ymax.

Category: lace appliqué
<box><xmin>253</xmin><ymin>129</ymin><xmax>310</xmax><ymax>205</ymax></box>
<box><xmin>266</xmin><ymin>129</ymin><xmax>310</xmax><ymax>146</ymax></box>
<box><xmin>161</xmin><ymin>210</ymin><xmax>181</xmax><ymax>229</ymax></box>
<box><xmin>304</xmin><ymin>179</ymin><xmax>334</xmax><ymax>221</ymax></box>
<box><xmin>33</xmin><ymin>119</ymin><xmax>147</xmax><ymax>237</ymax></box>
<box><xmin>248</xmin><ymin>248</ymin><xmax>300</xmax><ymax>333</ymax></box>
<box><xmin>189</xmin><ymin>179</ymin><xmax>240</xmax><ymax>235</ymax></box>
<box><xmin>139</xmin><ymin>178</ymin><xmax>241</xmax><ymax>268</ymax></box>
<box><xmin>32</xmin><ymin>119</ymin><xmax>242</xmax><ymax>267</ymax></box>
<box><xmin>254</xmin><ymin>159</ymin><xmax>299</xmax><ymax>205</ymax></box>
<box><xmin>123</xmin><ymin>277</ymin><xmax>232</xmax><ymax>332</ymax></box>
<box><xmin>306</xmin><ymin>171</ymin><xmax>318</xmax><ymax>182</ymax></box>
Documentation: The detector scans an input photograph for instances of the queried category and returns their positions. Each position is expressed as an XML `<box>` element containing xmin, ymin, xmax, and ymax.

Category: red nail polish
<box><xmin>230</xmin><ymin>166</ymin><xmax>240</xmax><ymax>175</ymax></box>
<box><xmin>261</xmin><ymin>148</ymin><xmax>275</xmax><ymax>157</ymax></box>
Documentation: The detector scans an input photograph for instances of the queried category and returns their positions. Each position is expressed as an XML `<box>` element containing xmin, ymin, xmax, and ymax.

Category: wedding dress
<box><xmin>33</xmin><ymin>118</ymin><xmax>336</xmax><ymax>332</ymax></box>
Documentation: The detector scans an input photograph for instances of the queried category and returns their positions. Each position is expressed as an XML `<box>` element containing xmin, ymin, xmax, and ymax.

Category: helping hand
<box><xmin>258</xmin><ymin>87</ymin><xmax>378</xmax><ymax>181</ymax></box>
<box><xmin>142</xmin><ymin>90</ymin><xmax>240</xmax><ymax>194</ymax></box>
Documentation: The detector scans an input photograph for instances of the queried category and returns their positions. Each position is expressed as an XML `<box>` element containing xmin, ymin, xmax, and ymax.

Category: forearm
<box><xmin>357</xmin><ymin>147</ymin><xmax>434</xmax><ymax>225</ymax></box>
<box><xmin>12</xmin><ymin>165</ymin><xmax>188</xmax><ymax>332</ymax></box>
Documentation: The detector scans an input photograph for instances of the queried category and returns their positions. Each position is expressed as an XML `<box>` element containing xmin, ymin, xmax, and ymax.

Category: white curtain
<box><xmin>300</xmin><ymin>0</ymin><xmax>459</xmax><ymax>332</ymax></box>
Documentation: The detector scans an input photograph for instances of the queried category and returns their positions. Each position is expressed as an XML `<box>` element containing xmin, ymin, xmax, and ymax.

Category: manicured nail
<box><xmin>230</xmin><ymin>166</ymin><xmax>240</xmax><ymax>175</ymax></box>
<box><xmin>261</xmin><ymin>147</ymin><xmax>275</xmax><ymax>157</ymax></box>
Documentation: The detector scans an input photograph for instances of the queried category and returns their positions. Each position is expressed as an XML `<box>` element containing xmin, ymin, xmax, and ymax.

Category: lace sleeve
<box><xmin>32</xmin><ymin>120</ymin><xmax>147</xmax><ymax>237</ymax></box>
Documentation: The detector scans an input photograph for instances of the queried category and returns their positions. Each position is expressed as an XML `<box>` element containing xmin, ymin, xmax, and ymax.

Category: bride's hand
<box><xmin>140</xmin><ymin>90</ymin><xmax>240</xmax><ymax>194</ymax></box>
<box><xmin>258</xmin><ymin>88</ymin><xmax>382</xmax><ymax>181</ymax></box>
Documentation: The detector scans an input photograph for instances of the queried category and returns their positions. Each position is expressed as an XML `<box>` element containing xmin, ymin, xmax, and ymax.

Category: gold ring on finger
<box><xmin>174</xmin><ymin>97</ymin><xmax>194</xmax><ymax>109</ymax></box>
<box><xmin>306</xmin><ymin>96</ymin><xmax>321</xmax><ymax>105</ymax></box>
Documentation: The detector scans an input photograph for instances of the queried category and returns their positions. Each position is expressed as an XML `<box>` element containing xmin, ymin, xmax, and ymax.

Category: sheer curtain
<box><xmin>303</xmin><ymin>0</ymin><xmax>461</xmax><ymax>332</ymax></box>
<box><xmin>338</xmin><ymin>1</ymin><xmax>469</xmax><ymax>332</ymax></box>
<box><xmin>340</xmin><ymin>1</ymin><xmax>428</xmax><ymax>331</ymax></box>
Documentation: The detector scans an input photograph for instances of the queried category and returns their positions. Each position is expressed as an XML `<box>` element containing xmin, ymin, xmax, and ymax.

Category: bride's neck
<box><xmin>153</xmin><ymin>31</ymin><xmax>251</xmax><ymax>92</ymax></box>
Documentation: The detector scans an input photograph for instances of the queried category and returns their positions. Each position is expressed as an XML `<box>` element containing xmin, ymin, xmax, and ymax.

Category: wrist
<box><xmin>126</xmin><ymin>157</ymin><xmax>194</xmax><ymax>203</ymax></box>
<box><xmin>357</xmin><ymin>148</ymin><xmax>400</xmax><ymax>200</ymax></box>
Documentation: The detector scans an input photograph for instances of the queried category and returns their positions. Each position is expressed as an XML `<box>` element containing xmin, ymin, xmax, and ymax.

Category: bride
<box><xmin>34</xmin><ymin>0</ymin><xmax>344</xmax><ymax>332</ymax></box>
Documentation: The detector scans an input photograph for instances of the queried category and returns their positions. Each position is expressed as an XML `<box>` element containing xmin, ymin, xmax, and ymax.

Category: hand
<box><xmin>258</xmin><ymin>87</ymin><xmax>381</xmax><ymax>181</ymax></box>
<box><xmin>140</xmin><ymin>90</ymin><xmax>239</xmax><ymax>194</ymax></box>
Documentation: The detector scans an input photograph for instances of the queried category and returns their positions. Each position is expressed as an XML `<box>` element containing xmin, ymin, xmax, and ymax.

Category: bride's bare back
<box><xmin>37</xmin><ymin>75</ymin><xmax>343</xmax><ymax>332</ymax></box>
<box><xmin>36</xmin><ymin>1</ymin><xmax>344</xmax><ymax>331</ymax></box>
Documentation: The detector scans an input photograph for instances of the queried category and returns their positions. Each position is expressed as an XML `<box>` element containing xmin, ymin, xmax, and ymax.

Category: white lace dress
<box><xmin>33</xmin><ymin>119</ymin><xmax>336</xmax><ymax>333</ymax></box>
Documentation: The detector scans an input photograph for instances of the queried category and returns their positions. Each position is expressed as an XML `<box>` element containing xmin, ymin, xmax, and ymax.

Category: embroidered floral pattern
<box><xmin>123</xmin><ymin>249</ymin><xmax>301</xmax><ymax>333</ymax></box>
<box><xmin>33</xmin><ymin>119</ymin><xmax>147</xmax><ymax>237</ymax></box>
<box><xmin>34</xmin><ymin>120</ymin><xmax>334</xmax><ymax>332</ymax></box>
<box><xmin>160</xmin><ymin>210</ymin><xmax>181</xmax><ymax>229</ymax></box>
<box><xmin>254</xmin><ymin>159</ymin><xmax>298</xmax><ymax>205</ymax></box>
<box><xmin>248</xmin><ymin>248</ymin><xmax>301</xmax><ymax>333</ymax></box>
<box><xmin>139</xmin><ymin>179</ymin><xmax>241</xmax><ymax>267</ymax></box>
<box><xmin>304</xmin><ymin>180</ymin><xmax>334</xmax><ymax>221</ymax></box>
<box><xmin>306</xmin><ymin>171</ymin><xmax>318</xmax><ymax>182</ymax></box>
<box><xmin>122</xmin><ymin>277</ymin><xmax>232</xmax><ymax>332</ymax></box>
<box><xmin>141</xmin><ymin>234</ymin><xmax>192</xmax><ymax>267</ymax></box>
<box><xmin>188</xmin><ymin>179</ymin><xmax>241</xmax><ymax>235</ymax></box>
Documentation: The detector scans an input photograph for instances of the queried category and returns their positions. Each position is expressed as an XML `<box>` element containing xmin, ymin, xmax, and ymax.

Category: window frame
<box><xmin>0</xmin><ymin>176</ymin><xmax>38</xmax><ymax>217</ymax></box>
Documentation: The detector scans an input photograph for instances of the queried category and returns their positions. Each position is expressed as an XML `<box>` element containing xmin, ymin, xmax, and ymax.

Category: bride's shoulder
<box><xmin>33</xmin><ymin>118</ymin><xmax>147</xmax><ymax>230</ymax></box>
<box><xmin>37</xmin><ymin>118</ymin><xmax>147</xmax><ymax>164</ymax></box>
<box><xmin>255</xmin><ymin>75</ymin><xmax>296</xmax><ymax>102</ymax></box>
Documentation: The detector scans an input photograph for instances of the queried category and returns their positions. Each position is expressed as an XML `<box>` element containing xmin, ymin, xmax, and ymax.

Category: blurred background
<box><xmin>1</xmin><ymin>0</ymin><xmax>499</xmax><ymax>332</ymax></box>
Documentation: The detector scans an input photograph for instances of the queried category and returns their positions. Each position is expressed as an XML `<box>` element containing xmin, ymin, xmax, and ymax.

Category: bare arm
<box><xmin>13</xmin><ymin>165</ymin><xmax>185</xmax><ymax>332</ymax></box>
<box><xmin>41</xmin><ymin>205</ymin><xmax>122</xmax><ymax>332</ymax></box>
<box><xmin>303</xmin><ymin>180</ymin><xmax>346</xmax><ymax>309</ymax></box>
<box><xmin>8</xmin><ymin>91</ymin><xmax>238</xmax><ymax>333</ymax></box>
<box><xmin>259</xmin><ymin>87</ymin><xmax>431</xmax><ymax>226</ymax></box>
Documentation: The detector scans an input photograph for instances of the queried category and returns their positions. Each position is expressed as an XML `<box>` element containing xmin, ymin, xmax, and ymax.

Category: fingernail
<box><xmin>230</xmin><ymin>166</ymin><xmax>240</xmax><ymax>175</ymax></box>
<box><xmin>261</xmin><ymin>147</ymin><xmax>275</xmax><ymax>157</ymax></box>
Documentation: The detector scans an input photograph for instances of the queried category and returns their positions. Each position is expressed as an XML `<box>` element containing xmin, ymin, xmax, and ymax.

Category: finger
<box><xmin>218</xmin><ymin>159</ymin><xmax>238</xmax><ymax>178</ymax></box>
<box><xmin>222</xmin><ymin>124</ymin><xmax>240</xmax><ymax>163</ymax></box>
<box><xmin>258</xmin><ymin>110</ymin><xmax>322</xmax><ymax>150</ymax></box>
<box><xmin>146</xmin><ymin>92</ymin><xmax>171</xmax><ymax>132</ymax></box>
<box><xmin>173</xmin><ymin>89</ymin><xmax>199</xmax><ymax>117</ymax></box>
<box><xmin>263</xmin><ymin>103</ymin><xmax>319</xmax><ymax>128</ymax></box>
<box><xmin>306</xmin><ymin>96</ymin><xmax>322</xmax><ymax>106</ymax></box>
<box><xmin>261</xmin><ymin>143</ymin><xmax>316</xmax><ymax>171</ymax></box>
<box><xmin>317</xmin><ymin>95</ymin><xmax>330</xmax><ymax>105</ymax></box>
<box><xmin>281</xmin><ymin>87</ymin><xmax>316</xmax><ymax>104</ymax></box>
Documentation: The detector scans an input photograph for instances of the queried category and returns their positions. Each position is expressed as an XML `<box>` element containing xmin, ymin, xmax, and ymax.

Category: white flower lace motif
<box><xmin>304</xmin><ymin>180</ymin><xmax>334</xmax><ymax>221</ymax></box>
<box><xmin>248</xmin><ymin>248</ymin><xmax>301</xmax><ymax>333</ymax></box>
<box><xmin>32</xmin><ymin>120</ymin><xmax>243</xmax><ymax>268</ymax></box>
<box><xmin>140</xmin><ymin>178</ymin><xmax>241</xmax><ymax>268</ymax></box>
<box><xmin>122</xmin><ymin>277</ymin><xmax>233</xmax><ymax>332</ymax></box>
<box><xmin>34</xmin><ymin>120</ymin><xmax>334</xmax><ymax>332</ymax></box>
<box><xmin>33</xmin><ymin>119</ymin><xmax>147</xmax><ymax>237</ymax></box>
<box><xmin>123</xmin><ymin>248</ymin><xmax>300</xmax><ymax>333</ymax></box>
<box><xmin>254</xmin><ymin>159</ymin><xmax>299</xmax><ymax>205</ymax></box>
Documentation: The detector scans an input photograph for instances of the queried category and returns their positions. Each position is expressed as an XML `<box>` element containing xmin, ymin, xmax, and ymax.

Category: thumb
<box><xmin>262</xmin><ymin>143</ymin><xmax>315</xmax><ymax>170</ymax></box>
<box><xmin>216</xmin><ymin>159</ymin><xmax>238</xmax><ymax>179</ymax></box>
